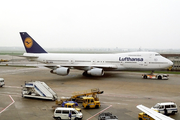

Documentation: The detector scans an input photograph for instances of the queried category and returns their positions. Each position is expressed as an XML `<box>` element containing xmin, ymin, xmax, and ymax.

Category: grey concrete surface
<box><xmin>0</xmin><ymin>66</ymin><xmax>180</xmax><ymax>120</ymax></box>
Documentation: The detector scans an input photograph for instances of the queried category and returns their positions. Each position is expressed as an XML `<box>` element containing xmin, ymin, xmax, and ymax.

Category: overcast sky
<box><xmin>0</xmin><ymin>0</ymin><xmax>180</xmax><ymax>49</ymax></box>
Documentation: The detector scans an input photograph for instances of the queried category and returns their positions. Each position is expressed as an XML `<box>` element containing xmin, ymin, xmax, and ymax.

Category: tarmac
<box><xmin>0</xmin><ymin>57</ymin><xmax>180</xmax><ymax>120</ymax></box>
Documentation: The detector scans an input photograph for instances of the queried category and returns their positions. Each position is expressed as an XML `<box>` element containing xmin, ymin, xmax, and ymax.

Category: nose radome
<box><xmin>169</xmin><ymin>60</ymin><xmax>173</xmax><ymax>66</ymax></box>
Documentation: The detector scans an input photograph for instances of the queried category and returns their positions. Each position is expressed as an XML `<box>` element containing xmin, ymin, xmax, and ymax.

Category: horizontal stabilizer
<box><xmin>19</xmin><ymin>55</ymin><xmax>39</xmax><ymax>58</ymax></box>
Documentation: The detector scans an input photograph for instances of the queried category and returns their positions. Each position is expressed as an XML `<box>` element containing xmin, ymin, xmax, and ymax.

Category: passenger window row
<box><xmin>56</xmin><ymin>110</ymin><xmax>76</xmax><ymax>114</ymax></box>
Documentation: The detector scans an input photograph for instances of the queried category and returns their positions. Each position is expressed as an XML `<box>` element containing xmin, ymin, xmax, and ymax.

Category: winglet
<box><xmin>20</xmin><ymin>32</ymin><xmax>47</xmax><ymax>53</ymax></box>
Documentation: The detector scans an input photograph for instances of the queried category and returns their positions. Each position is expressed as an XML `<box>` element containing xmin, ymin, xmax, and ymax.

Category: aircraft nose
<box><xmin>169</xmin><ymin>60</ymin><xmax>173</xmax><ymax>66</ymax></box>
<box><xmin>166</xmin><ymin>59</ymin><xmax>173</xmax><ymax>66</ymax></box>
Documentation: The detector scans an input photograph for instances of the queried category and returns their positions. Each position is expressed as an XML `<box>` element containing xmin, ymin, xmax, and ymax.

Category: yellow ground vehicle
<box><xmin>0</xmin><ymin>59</ymin><xmax>8</xmax><ymax>62</ymax></box>
<box><xmin>167</xmin><ymin>66</ymin><xmax>172</xmax><ymax>71</ymax></box>
<box><xmin>82</xmin><ymin>96</ymin><xmax>100</xmax><ymax>109</ymax></box>
<box><xmin>63</xmin><ymin>102</ymin><xmax>81</xmax><ymax>112</ymax></box>
<box><xmin>52</xmin><ymin>100</ymin><xmax>81</xmax><ymax>112</ymax></box>
<box><xmin>138</xmin><ymin>109</ymin><xmax>159</xmax><ymax>120</ymax></box>
<box><xmin>55</xmin><ymin>88</ymin><xmax>103</xmax><ymax>104</ymax></box>
<box><xmin>138</xmin><ymin>112</ymin><xmax>154</xmax><ymax>120</ymax></box>
<box><xmin>71</xmin><ymin>88</ymin><xmax>103</xmax><ymax>102</ymax></box>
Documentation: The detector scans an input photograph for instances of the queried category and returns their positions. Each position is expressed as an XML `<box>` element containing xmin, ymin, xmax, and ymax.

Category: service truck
<box><xmin>151</xmin><ymin>102</ymin><xmax>178</xmax><ymax>115</ymax></box>
<box><xmin>0</xmin><ymin>78</ymin><xmax>5</xmax><ymax>87</ymax></box>
<box><xmin>71</xmin><ymin>88</ymin><xmax>103</xmax><ymax>102</ymax></box>
<box><xmin>82</xmin><ymin>96</ymin><xmax>100</xmax><ymax>109</ymax></box>
<box><xmin>142</xmin><ymin>74</ymin><xmax>169</xmax><ymax>80</ymax></box>
<box><xmin>53</xmin><ymin>107</ymin><xmax>83</xmax><ymax>120</ymax></box>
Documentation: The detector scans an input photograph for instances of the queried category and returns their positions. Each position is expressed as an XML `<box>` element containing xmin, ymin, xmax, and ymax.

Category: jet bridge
<box><xmin>22</xmin><ymin>81</ymin><xmax>58</xmax><ymax>100</ymax></box>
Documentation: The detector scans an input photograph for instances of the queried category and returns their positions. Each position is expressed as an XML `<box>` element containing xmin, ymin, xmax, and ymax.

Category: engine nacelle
<box><xmin>50</xmin><ymin>67</ymin><xmax>70</xmax><ymax>76</ymax></box>
<box><xmin>87</xmin><ymin>68</ymin><xmax>104</xmax><ymax>76</ymax></box>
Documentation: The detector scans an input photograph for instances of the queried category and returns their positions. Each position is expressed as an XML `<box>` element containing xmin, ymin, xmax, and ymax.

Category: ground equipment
<box><xmin>71</xmin><ymin>88</ymin><xmax>103</xmax><ymax>102</ymax></box>
<box><xmin>151</xmin><ymin>102</ymin><xmax>178</xmax><ymax>115</ymax></box>
<box><xmin>22</xmin><ymin>81</ymin><xmax>58</xmax><ymax>100</ymax></box>
<box><xmin>142</xmin><ymin>74</ymin><xmax>169</xmax><ymax>80</ymax></box>
<box><xmin>0</xmin><ymin>78</ymin><xmax>5</xmax><ymax>87</ymax></box>
<box><xmin>82</xmin><ymin>96</ymin><xmax>100</xmax><ymax>109</ymax></box>
<box><xmin>98</xmin><ymin>112</ymin><xmax>118</xmax><ymax>120</ymax></box>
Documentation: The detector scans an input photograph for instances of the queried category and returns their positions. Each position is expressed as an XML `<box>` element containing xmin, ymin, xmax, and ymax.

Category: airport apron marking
<box><xmin>4</xmin><ymin>86</ymin><xmax>22</xmax><ymax>89</ymax></box>
<box><xmin>0</xmin><ymin>95</ymin><xmax>15</xmax><ymax>114</ymax></box>
<box><xmin>87</xmin><ymin>105</ymin><xmax>112</xmax><ymax>120</ymax></box>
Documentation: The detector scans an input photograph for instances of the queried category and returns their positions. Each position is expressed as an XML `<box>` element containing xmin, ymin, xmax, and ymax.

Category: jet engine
<box><xmin>86</xmin><ymin>68</ymin><xmax>104</xmax><ymax>76</ymax></box>
<box><xmin>50</xmin><ymin>67</ymin><xmax>70</xmax><ymax>76</ymax></box>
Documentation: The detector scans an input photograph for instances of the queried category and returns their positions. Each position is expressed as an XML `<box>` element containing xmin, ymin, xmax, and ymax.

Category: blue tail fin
<box><xmin>20</xmin><ymin>32</ymin><xmax>47</xmax><ymax>53</ymax></box>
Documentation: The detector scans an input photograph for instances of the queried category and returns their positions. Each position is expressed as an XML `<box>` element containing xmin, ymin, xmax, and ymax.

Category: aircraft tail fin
<box><xmin>20</xmin><ymin>32</ymin><xmax>47</xmax><ymax>53</ymax></box>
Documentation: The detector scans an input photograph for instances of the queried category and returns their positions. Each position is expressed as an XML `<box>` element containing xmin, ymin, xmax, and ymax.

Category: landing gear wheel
<box><xmin>86</xmin><ymin>105</ymin><xmax>90</xmax><ymax>109</ymax></box>
<box><xmin>143</xmin><ymin>75</ymin><xmax>147</xmax><ymax>79</ymax></box>
<box><xmin>157</xmin><ymin>75</ymin><xmax>162</xmax><ymax>79</ymax></box>
<box><xmin>95</xmin><ymin>105</ymin><xmax>99</xmax><ymax>108</ymax></box>
<box><xmin>172</xmin><ymin>111</ymin><xmax>175</xmax><ymax>115</ymax></box>
<box><xmin>74</xmin><ymin>118</ymin><xmax>78</xmax><ymax>120</ymax></box>
<box><xmin>57</xmin><ymin>117</ymin><xmax>61</xmax><ymax>120</ymax></box>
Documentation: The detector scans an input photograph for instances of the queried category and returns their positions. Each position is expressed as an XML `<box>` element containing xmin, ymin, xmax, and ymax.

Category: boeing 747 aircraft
<box><xmin>20</xmin><ymin>32</ymin><xmax>173</xmax><ymax>77</ymax></box>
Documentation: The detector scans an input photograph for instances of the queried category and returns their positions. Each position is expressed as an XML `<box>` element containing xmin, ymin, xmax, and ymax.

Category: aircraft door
<box><xmin>144</xmin><ymin>59</ymin><xmax>148</xmax><ymax>66</ymax></box>
<box><xmin>70</xmin><ymin>59</ymin><xmax>74</xmax><ymax>64</ymax></box>
<box><xmin>144</xmin><ymin>62</ymin><xmax>148</xmax><ymax>66</ymax></box>
<box><xmin>120</xmin><ymin>61</ymin><xmax>123</xmax><ymax>65</ymax></box>
<box><xmin>92</xmin><ymin>59</ymin><xmax>96</xmax><ymax>65</ymax></box>
<box><xmin>138</xmin><ymin>61</ymin><xmax>144</xmax><ymax>67</ymax></box>
<box><xmin>144</xmin><ymin>54</ymin><xmax>152</xmax><ymax>67</ymax></box>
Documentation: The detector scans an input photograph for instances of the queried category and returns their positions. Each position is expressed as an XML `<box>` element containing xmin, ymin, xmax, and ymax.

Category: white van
<box><xmin>151</xmin><ymin>102</ymin><xmax>178</xmax><ymax>114</ymax></box>
<box><xmin>0</xmin><ymin>78</ymin><xmax>5</xmax><ymax>87</ymax></box>
<box><xmin>53</xmin><ymin>107</ymin><xmax>83</xmax><ymax>120</ymax></box>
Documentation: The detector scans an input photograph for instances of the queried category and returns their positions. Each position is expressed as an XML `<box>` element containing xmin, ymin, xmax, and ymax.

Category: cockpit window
<box><xmin>155</xmin><ymin>54</ymin><xmax>161</xmax><ymax>56</ymax></box>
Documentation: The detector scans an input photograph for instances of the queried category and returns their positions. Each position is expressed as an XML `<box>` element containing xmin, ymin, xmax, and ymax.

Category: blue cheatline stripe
<box><xmin>34</xmin><ymin>85</ymin><xmax>46</xmax><ymax>97</ymax></box>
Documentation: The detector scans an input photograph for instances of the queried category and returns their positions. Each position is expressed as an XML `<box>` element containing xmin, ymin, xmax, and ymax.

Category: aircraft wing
<box><xmin>137</xmin><ymin>105</ymin><xmax>174</xmax><ymax>120</ymax></box>
<box><xmin>44</xmin><ymin>64</ymin><xmax>118</xmax><ymax>70</ymax></box>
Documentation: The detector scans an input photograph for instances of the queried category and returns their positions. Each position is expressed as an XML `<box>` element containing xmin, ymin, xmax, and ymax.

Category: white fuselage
<box><xmin>23</xmin><ymin>51</ymin><xmax>173</xmax><ymax>71</ymax></box>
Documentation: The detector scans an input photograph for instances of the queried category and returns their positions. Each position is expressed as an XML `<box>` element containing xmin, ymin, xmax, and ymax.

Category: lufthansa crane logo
<box><xmin>24</xmin><ymin>37</ymin><xmax>33</xmax><ymax>48</ymax></box>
